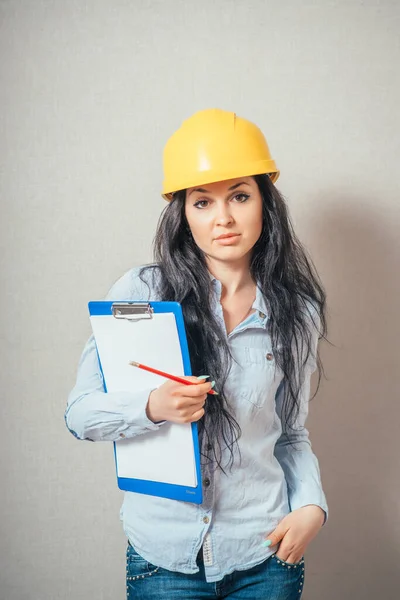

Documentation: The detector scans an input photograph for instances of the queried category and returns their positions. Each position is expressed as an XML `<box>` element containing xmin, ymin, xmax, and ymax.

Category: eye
<box><xmin>193</xmin><ymin>199</ymin><xmax>210</xmax><ymax>209</ymax></box>
<box><xmin>232</xmin><ymin>193</ymin><xmax>250</xmax><ymax>203</ymax></box>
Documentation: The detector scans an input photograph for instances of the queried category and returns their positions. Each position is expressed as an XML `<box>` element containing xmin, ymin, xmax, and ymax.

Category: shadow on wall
<box><xmin>306</xmin><ymin>193</ymin><xmax>400</xmax><ymax>600</ymax></box>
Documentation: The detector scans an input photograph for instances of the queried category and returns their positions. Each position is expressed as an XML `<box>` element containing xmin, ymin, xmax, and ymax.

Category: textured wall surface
<box><xmin>1</xmin><ymin>1</ymin><xmax>399</xmax><ymax>598</ymax></box>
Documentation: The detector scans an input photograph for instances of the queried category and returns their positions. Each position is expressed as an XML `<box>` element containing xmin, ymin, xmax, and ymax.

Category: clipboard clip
<box><xmin>112</xmin><ymin>302</ymin><xmax>154</xmax><ymax>321</ymax></box>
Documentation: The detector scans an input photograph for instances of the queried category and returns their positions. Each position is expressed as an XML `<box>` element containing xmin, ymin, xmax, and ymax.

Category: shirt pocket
<box><xmin>228</xmin><ymin>345</ymin><xmax>282</xmax><ymax>410</ymax></box>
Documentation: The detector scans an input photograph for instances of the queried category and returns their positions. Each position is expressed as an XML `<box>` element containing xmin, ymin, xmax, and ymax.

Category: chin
<box><xmin>210</xmin><ymin>249</ymin><xmax>251</xmax><ymax>262</ymax></box>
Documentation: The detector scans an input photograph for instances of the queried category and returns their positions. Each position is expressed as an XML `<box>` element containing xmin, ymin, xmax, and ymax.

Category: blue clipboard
<box><xmin>88</xmin><ymin>300</ymin><xmax>202</xmax><ymax>504</ymax></box>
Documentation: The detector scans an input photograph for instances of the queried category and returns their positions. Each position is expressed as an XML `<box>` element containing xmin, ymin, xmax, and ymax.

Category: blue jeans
<box><xmin>126</xmin><ymin>543</ymin><xmax>305</xmax><ymax>599</ymax></box>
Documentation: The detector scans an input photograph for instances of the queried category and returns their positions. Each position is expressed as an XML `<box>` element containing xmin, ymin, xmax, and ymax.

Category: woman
<box><xmin>66</xmin><ymin>108</ymin><xmax>328</xmax><ymax>599</ymax></box>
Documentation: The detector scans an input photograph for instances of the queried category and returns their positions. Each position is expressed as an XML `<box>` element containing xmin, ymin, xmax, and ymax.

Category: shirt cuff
<box><xmin>118</xmin><ymin>388</ymin><xmax>166</xmax><ymax>438</ymax></box>
<box><xmin>289</xmin><ymin>490</ymin><xmax>329</xmax><ymax>524</ymax></box>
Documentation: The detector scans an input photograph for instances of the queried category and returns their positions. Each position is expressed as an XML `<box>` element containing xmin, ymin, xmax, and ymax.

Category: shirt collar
<box><xmin>253</xmin><ymin>284</ymin><xmax>269</xmax><ymax>323</ymax></box>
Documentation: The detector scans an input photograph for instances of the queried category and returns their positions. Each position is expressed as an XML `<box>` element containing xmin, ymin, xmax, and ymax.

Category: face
<box><xmin>184</xmin><ymin>176</ymin><xmax>263</xmax><ymax>268</ymax></box>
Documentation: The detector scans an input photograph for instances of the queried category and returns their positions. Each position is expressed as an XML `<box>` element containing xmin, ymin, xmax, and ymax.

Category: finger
<box><xmin>275</xmin><ymin>543</ymin><xmax>291</xmax><ymax>562</ymax></box>
<box><xmin>285</xmin><ymin>553</ymin><xmax>303</xmax><ymax>564</ymax></box>
<box><xmin>180</xmin><ymin>375</ymin><xmax>209</xmax><ymax>384</ymax></box>
<box><xmin>173</xmin><ymin>394</ymin><xmax>207</xmax><ymax>410</ymax></box>
<box><xmin>174</xmin><ymin>406</ymin><xmax>205</xmax><ymax>423</ymax></box>
<box><xmin>177</xmin><ymin>381</ymin><xmax>212</xmax><ymax>397</ymax></box>
<box><xmin>262</xmin><ymin>521</ymin><xmax>289</xmax><ymax>548</ymax></box>
<box><xmin>275</xmin><ymin>552</ymin><xmax>287</xmax><ymax>562</ymax></box>
<box><xmin>276</xmin><ymin>550</ymin><xmax>303</xmax><ymax>564</ymax></box>
<box><xmin>189</xmin><ymin>407</ymin><xmax>205</xmax><ymax>422</ymax></box>
<box><xmin>275</xmin><ymin>536</ymin><xmax>303</xmax><ymax>563</ymax></box>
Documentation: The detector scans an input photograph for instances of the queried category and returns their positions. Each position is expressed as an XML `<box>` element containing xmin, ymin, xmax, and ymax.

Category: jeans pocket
<box><xmin>269</xmin><ymin>554</ymin><xmax>305</xmax><ymax>599</ymax></box>
<box><xmin>126</xmin><ymin>543</ymin><xmax>160</xmax><ymax>581</ymax></box>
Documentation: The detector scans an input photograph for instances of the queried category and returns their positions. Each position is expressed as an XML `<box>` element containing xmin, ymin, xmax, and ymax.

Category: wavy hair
<box><xmin>140</xmin><ymin>174</ymin><xmax>327</xmax><ymax>471</ymax></box>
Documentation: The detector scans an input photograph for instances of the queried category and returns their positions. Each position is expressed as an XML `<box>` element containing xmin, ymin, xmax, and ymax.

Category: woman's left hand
<box><xmin>263</xmin><ymin>505</ymin><xmax>325</xmax><ymax>564</ymax></box>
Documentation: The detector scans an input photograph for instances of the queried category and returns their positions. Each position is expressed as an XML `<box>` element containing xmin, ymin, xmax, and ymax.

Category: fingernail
<box><xmin>262</xmin><ymin>540</ymin><xmax>272</xmax><ymax>547</ymax></box>
<box><xmin>210</xmin><ymin>381</ymin><xmax>215</xmax><ymax>388</ymax></box>
<box><xmin>197</xmin><ymin>375</ymin><xmax>210</xmax><ymax>380</ymax></box>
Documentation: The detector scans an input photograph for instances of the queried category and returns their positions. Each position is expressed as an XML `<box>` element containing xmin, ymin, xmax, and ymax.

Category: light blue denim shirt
<box><xmin>65</xmin><ymin>266</ymin><xmax>327</xmax><ymax>583</ymax></box>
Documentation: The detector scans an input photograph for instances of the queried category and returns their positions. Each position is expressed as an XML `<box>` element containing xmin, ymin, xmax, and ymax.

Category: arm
<box><xmin>64</xmin><ymin>334</ymin><xmax>163</xmax><ymax>442</ymax></box>
<box><xmin>64</xmin><ymin>267</ymin><xmax>164</xmax><ymax>442</ymax></box>
<box><xmin>273</xmin><ymin>310</ymin><xmax>328</xmax><ymax>521</ymax></box>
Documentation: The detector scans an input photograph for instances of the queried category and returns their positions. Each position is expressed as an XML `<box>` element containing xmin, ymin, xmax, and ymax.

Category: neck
<box><xmin>206</xmin><ymin>256</ymin><xmax>255</xmax><ymax>297</ymax></box>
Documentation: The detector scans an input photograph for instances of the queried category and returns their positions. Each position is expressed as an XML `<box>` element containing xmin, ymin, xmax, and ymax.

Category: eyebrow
<box><xmin>188</xmin><ymin>181</ymin><xmax>251</xmax><ymax>197</ymax></box>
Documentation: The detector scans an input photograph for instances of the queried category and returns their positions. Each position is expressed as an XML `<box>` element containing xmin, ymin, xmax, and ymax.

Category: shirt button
<box><xmin>203</xmin><ymin>516</ymin><xmax>210</xmax><ymax>524</ymax></box>
<box><xmin>119</xmin><ymin>433</ymin><xmax>126</xmax><ymax>438</ymax></box>
<box><xmin>266</xmin><ymin>353</ymin><xmax>274</xmax><ymax>361</ymax></box>
<box><xmin>259</xmin><ymin>311</ymin><xmax>266</xmax><ymax>319</ymax></box>
<box><xmin>203</xmin><ymin>478</ymin><xmax>210</xmax><ymax>488</ymax></box>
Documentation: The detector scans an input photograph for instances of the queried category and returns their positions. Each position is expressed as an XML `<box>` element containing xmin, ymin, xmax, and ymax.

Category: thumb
<box><xmin>262</xmin><ymin>520</ymin><xmax>289</xmax><ymax>548</ymax></box>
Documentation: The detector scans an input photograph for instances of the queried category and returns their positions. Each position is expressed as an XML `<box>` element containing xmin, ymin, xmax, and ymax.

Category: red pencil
<box><xmin>129</xmin><ymin>361</ymin><xmax>218</xmax><ymax>395</ymax></box>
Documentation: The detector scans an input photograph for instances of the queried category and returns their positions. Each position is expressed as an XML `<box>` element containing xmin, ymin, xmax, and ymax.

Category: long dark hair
<box><xmin>140</xmin><ymin>174</ymin><xmax>327</xmax><ymax>470</ymax></box>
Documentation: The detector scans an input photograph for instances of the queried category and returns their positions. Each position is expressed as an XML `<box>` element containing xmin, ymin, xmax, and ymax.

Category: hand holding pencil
<box><xmin>129</xmin><ymin>361</ymin><xmax>216</xmax><ymax>425</ymax></box>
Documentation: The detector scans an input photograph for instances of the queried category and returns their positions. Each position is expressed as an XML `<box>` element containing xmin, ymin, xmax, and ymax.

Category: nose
<box><xmin>215</xmin><ymin>202</ymin><xmax>234</xmax><ymax>226</ymax></box>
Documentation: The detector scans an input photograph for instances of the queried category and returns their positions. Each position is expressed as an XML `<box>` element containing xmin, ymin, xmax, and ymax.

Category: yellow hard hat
<box><xmin>162</xmin><ymin>108</ymin><xmax>279</xmax><ymax>201</ymax></box>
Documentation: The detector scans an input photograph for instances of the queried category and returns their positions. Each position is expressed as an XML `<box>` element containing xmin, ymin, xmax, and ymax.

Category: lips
<box><xmin>215</xmin><ymin>233</ymin><xmax>240</xmax><ymax>240</ymax></box>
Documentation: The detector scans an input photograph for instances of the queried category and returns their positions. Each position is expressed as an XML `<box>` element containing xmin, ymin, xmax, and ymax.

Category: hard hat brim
<box><xmin>162</xmin><ymin>166</ymin><xmax>280</xmax><ymax>202</ymax></box>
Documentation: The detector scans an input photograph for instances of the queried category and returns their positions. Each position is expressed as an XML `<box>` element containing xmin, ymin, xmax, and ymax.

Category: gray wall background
<box><xmin>1</xmin><ymin>1</ymin><xmax>399</xmax><ymax>598</ymax></box>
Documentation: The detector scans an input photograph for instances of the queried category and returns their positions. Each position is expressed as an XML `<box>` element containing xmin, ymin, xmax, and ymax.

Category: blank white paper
<box><xmin>89</xmin><ymin>312</ymin><xmax>197</xmax><ymax>487</ymax></box>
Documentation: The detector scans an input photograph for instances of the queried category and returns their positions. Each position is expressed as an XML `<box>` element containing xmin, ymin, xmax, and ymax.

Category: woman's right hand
<box><xmin>146</xmin><ymin>377</ymin><xmax>212</xmax><ymax>424</ymax></box>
